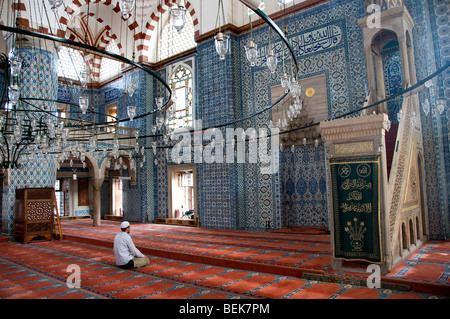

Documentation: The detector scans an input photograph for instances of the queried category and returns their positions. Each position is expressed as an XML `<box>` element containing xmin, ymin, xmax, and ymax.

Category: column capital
<box><xmin>92</xmin><ymin>178</ymin><xmax>104</xmax><ymax>189</ymax></box>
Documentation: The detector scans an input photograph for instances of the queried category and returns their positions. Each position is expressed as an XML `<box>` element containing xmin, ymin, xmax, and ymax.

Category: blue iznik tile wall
<box><xmin>1</xmin><ymin>0</ymin><xmax>448</xmax><ymax>238</ymax></box>
<box><xmin>426</xmin><ymin>0</ymin><xmax>450</xmax><ymax>239</ymax></box>
<box><xmin>400</xmin><ymin>0</ymin><xmax>450</xmax><ymax>239</ymax></box>
<box><xmin>281</xmin><ymin>145</ymin><xmax>328</xmax><ymax>229</ymax></box>
<box><xmin>1</xmin><ymin>47</ymin><xmax>59</xmax><ymax>234</ymax></box>
<box><xmin>194</xmin><ymin>36</ymin><xmax>238</xmax><ymax>229</ymax></box>
<box><xmin>236</xmin><ymin>0</ymin><xmax>367</xmax><ymax>231</ymax></box>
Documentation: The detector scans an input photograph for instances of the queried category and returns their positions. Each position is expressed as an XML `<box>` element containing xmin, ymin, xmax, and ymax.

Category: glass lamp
<box><xmin>155</xmin><ymin>97</ymin><xmax>164</xmax><ymax>109</ymax></box>
<box><xmin>8</xmin><ymin>84</ymin><xmax>20</xmax><ymax>105</ymax></box>
<box><xmin>119</xmin><ymin>0</ymin><xmax>135</xmax><ymax>19</ymax></box>
<box><xmin>9</xmin><ymin>54</ymin><xmax>22</xmax><ymax>77</ymax></box>
<box><xmin>215</xmin><ymin>32</ymin><xmax>229</xmax><ymax>60</ymax></box>
<box><xmin>281</xmin><ymin>73</ymin><xmax>291</xmax><ymax>93</ymax></box>
<box><xmin>170</xmin><ymin>0</ymin><xmax>186</xmax><ymax>33</ymax></box>
<box><xmin>266</xmin><ymin>50</ymin><xmax>277</xmax><ymax>74</ymax></box>
<box><xmin>47</xmin><ymin>0</ymin><xmax>64</xmax><ymax>11</ymax></box>
<box><xmin>245</xmin><ymin>40</ymin><xmax>258</xmax><ymax>67</ymax></box>
<box><xmin>290</xmin><ymin>79</ymin><xmax>302</xmax><ymax>98</ymax></box>
<box><xmin>127</xmin><ymin>105</ymin><xmax>136</xmax><ymax>121</ymax></box>
<box><xmin>78</xmin><ymin>94</ymin><xmax>89</xmax><ymax>114</ymax></box>
<box><xmin>79</xmin><ymin>69</ymin><xmax>90</xmax><ymax>87</ymax></box>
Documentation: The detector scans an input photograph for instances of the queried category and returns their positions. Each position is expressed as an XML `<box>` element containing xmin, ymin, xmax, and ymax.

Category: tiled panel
<box><xmin>280</xmin><ymin>145</ymin><xmax>328</xmax><ymax>229</ymax></box>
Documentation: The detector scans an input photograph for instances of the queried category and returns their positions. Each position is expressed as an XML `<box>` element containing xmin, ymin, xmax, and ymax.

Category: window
<box><xmin>182</xmin><ymin>173</ymin><xmax>193</xmax><ymax>187</ymax></box>
<box><xmin>58</xmin><ymin>46</ymin><xmax>86</xmax><ymax>81</ymax></box>
<box><xmin>99</xmin><ymin>40</ymin><xmax>122</xmax><ymax>82</ymax></box>
<box><xmin>159</xmin><ymin>11</ymin><xmax>197</xmax><ymax>61</ymax></box>
<box><xmin>105</xmin><ymin>103</ymin><xmax>118</xmax><ymax>132</ymax></box>
<box><xmin>167</xmin><ymin>64</ymin><xmax>194</xmax><ymax>129</ymax></box>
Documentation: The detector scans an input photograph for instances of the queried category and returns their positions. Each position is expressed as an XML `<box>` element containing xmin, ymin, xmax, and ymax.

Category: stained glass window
<box><xmin>167</xmin><ymin>64</ymin><xmax>194</xmax><ymax>129</ymax></box>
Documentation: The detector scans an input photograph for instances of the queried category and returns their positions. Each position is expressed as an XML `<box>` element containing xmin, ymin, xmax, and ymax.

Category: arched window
<box><xmin>57</xmin><ymin>46</ymin><xmax>86</xmax><ymax>81</ymax></box>
<box><xmin>159</xmin><ymin>11</ymin><xmax>196</xmax><ymax>61</ymax></box>
<box><xmin>167</xmin><ymin>64</ymin><xmax>194</xmax><ymax>129</ymax></box>
<box><xmin>100</xmin><ymin>40</ymin><xmax>122</xmax><ymax>82</ymax></box>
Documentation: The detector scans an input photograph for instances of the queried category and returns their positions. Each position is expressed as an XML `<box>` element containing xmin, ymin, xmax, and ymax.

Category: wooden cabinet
<box><xmin>14</xmin><ymin>187</ymin><xmax>55</xmax><ymax>244</ymax></box>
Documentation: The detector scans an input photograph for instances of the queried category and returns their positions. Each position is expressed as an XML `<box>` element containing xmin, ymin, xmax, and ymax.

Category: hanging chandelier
<box><xmin>0</xmin><ymin>1</ymin><xmax>172</xmax><ymax>171</ymax></box>
<box><xmin>0</xmin><ymin>0</ymin><xmax>303</xmax><ymax>171</ymax></box>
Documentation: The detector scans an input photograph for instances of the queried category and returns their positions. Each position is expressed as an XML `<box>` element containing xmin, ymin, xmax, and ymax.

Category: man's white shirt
<box><xmin>113</xmin><ymin>232</ymin><xmax>145</xmax><ymax>266</ymax></box>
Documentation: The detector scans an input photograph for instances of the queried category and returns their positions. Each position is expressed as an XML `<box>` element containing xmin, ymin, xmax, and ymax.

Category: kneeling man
<box><xmin>113</xmin><ymin>221</ymin><xmax>149</xmax><ymax>269</ymax></box>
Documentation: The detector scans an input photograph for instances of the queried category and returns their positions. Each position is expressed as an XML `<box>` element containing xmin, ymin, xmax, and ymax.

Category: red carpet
<box><xmin>274</xmin><ymin>226</ymin><xmax>329</xmax><ymax>235</ymax></box>
<box><xmin>0</xmin><ymin>221</ymin><xmax>449</xmax><ymax>299</ymax></box>
<box><xmin>52</xmin><ymin>220</ymin><xmax>450</xmax><ymax>297</ymax></box>
<box><xmin>59</xmin><ymin>220</ymin><xmax>334</xmax><ymax>279</ymax></box>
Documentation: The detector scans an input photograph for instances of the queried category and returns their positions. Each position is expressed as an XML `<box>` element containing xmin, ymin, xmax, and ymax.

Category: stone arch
<box><xmin>366</xmin><ymin>29</ymin><xmax>400</xmax><ymax>113</ymax></box>
<box><xmin>57</xmin><ymin>145</ymin><xmax>101</xmax><ymax>181</ymax></box>
<box><xmin>99</xmin><ymin>150</ymin><xmax>137</xmax><ymax>184</ymax></box>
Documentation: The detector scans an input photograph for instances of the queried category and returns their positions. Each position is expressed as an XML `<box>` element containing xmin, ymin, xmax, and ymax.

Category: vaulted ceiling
<box><xmin>1</xmin><ymin>0</ymin><xmax>318</xmax><ymax>63</ymax></box>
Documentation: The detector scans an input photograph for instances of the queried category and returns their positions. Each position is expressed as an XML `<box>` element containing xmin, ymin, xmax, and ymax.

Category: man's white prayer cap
<box><xmin>121</xmin><ymin>221</ymin><xmax>130</xmax><ymax>229</ymax></box>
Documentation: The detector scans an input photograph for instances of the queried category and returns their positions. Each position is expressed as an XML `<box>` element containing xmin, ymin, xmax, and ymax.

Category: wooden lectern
<box><xmin>14</xmin><ymin>187</ymin><xmax>58</xmax><ymax>244</ymax></box>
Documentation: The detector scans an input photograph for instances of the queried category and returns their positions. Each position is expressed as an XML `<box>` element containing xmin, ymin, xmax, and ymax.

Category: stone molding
<box><xmin>320</xmin><ymin>113</ymin><xmax>391</xmax><ymax>142</ymax></box>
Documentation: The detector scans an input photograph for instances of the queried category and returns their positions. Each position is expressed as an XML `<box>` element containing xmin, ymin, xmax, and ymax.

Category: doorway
<box><xmin>111</xmin><ymin>178</ymin><xmax>123</xmax><ymax>216</ymax></box>
<box><xmin>54</xmin><ymin>179</ymin><xmax>65</xmax><ymax>216</ymax></box>
<box><xmin>168</xmin><ymin>164</ymin><xmax>197</xmax><ymax>222</ymax></box>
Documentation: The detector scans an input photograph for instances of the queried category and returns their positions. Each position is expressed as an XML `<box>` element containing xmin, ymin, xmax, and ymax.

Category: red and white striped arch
<box><xmin>4</xmin><ymin>0</ymin><xmax>199</xmax><ymax>82</ymax></box>
<box><xmin>136</xmin><ymin>0</ymin><xmax>199</xmax><ymax>62</ymax></box>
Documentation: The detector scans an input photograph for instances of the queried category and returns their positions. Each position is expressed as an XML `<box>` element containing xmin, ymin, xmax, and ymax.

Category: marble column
<box><xmin>398</xmin><ymin>35</ymin><xmax>411</xmax><ymax>89</ymax></box>
<box><xmin>92</xmin><ymin>178</ymin><xmax>104</xmax><ymax>227</ymax></box>
<box><xmin>365</xmin><ymin>44</ymin><xmax>377</xmax><ymax>105</ymax></box>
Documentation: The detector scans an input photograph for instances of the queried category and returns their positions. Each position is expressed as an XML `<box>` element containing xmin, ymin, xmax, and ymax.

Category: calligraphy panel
<box><xmin>330</xmin><ymin>156</ymin><xmax>382</xmax><ymax>263</ymax></box>
<box><xmin>294</xmin><ymin>24</ymin><xmax>343</xmax><ymax>57</ymax></box>
<box><xmin>258</xmin><ymin>22</ymin><xmax>344</xmax><ymax>67</ymax></box>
